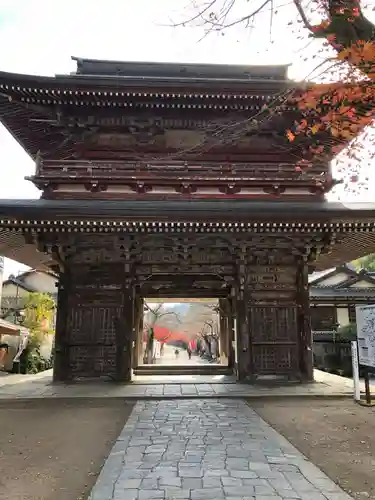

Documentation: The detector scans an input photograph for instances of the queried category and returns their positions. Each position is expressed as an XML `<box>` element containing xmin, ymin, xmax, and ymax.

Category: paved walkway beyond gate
<box><xmin>89</xmin><ymin>399</ymin><xmax>352</xmax><ymax>500</ymax></box>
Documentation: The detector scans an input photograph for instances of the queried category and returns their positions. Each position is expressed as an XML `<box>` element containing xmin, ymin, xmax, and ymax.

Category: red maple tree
<box><xmin>180</xmin><ymin>0</ymin><xmax>375</xmax><ymax>193</ymax></box>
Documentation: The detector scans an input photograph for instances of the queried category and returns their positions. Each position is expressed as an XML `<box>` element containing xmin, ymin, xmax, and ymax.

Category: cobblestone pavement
<box><xmin>89</xmin><ymin>399</ymin><xmax>352</xmax><ymax>500</ymax></box>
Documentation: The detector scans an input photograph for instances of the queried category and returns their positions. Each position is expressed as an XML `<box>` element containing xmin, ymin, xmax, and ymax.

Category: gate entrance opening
<box><xmin>135</xmin><ymin>299</ymin><xmax>233</xmax><ymax>376</ymax></box>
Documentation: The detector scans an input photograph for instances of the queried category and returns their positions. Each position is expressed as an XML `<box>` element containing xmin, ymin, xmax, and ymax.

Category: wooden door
<box><xmin>249</xmin><ymin>304</ymin><xmax>300</xmax><ymax>376</ymax></box>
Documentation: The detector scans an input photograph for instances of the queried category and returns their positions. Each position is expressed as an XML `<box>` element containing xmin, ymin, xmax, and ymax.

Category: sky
<box><xmin>0</xmin><ymin>0</ymin><xmax>374</xmax><ymax>279</ymax></box>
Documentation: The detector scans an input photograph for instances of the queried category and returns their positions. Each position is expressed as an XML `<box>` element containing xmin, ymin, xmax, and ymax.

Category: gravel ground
<box><xmin>0</xmin><ymin>398</ymin><xmax>133</xmax><ymax>500</ymax></box>
<box><xmin>252</xmin><ymin>399</ymin><xmax>375</xmax><ymax>500</ymax></box>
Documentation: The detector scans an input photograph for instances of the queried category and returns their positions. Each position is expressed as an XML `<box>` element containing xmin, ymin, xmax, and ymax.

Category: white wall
<box><xmin>336</xmin><ymin>307</ymin><xmax>350</xmax><ymax>327</ymax></box>
<box><xmin>23</xmin><ymin>272</ymin><xmax>57</xmax><ymax>295</ymax></box>
<box><xmin>2</xmin><ymin>282</ymin><xmax>29</xmax><ymax>298</ymax></box>
<box><xmin>2</xmin><ymin>271</ymin><xmax>58</xmax><ymax>298</ymax></box>
<box><xmin>350</xmin><ymin>280</ymin><xmax>375</xmax><ymax>288</ymax></box>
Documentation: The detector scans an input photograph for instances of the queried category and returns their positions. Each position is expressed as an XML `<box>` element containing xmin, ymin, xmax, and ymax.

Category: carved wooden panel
<box><xmin>249</xmin><ymin>305</ymin><xmax>299</xmax><ymax>375</ymax></box>
<box><xmin>140</xmin><ymin>250</ymin><xmax>179</xmax><ymax>263</ymax></box>
<box><xmin>67</xmin><ymin>290</ymin><xmax>123</xmax><ymax>378</ymax></box>
<box><xmin>250</xmin><ymin>306</ymin><xmax>298</xmax><ymax>343</ymax></box>
<box><xmin>136</xmin><ymin>264</ymin><xmax>234</xmax><ymax>275</ymax></box>
<box><xmin>60</xmin><ymin>262</ymin><xmax>132</xmax><ymax>380</ymax></box>
<box><xmin>70</xmin><ymin>264</ymin><xmax>125</xmax><ymax>288</ymax></box>
<box><xmin>252</xmin><ymin>345</ymin><xmax>299</xmax><ymax>374</ymax></box>
<box><xmin>60</xmin><ymin>235</ymin><xmax>135</xmax><ymax>265</ymax></box>
<box><xmin>247</xmin><ymin>265</ymin><xmax>296</xmax><ymax>291</ymax></box>
<box><xmin>69</xmin><ymin>345</ymin><xmax>117</xmax><ymax>379</ymax></box>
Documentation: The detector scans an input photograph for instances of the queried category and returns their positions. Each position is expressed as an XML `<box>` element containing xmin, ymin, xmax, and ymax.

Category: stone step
<box><xmin>133</xmin><ymin>364</ymin><xmax>232</xmax><ymax>376</ymax></box>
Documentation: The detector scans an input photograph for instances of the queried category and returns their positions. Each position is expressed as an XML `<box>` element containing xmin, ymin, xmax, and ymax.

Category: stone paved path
<box><xmin>89</xmin><ymin>399</ymin><xmax>352</xmax><ymax>500</ymax></box>
<box><xmin>0</xmin><ymin>369</ymin><xmax>372</xmax><ymax>399</ymax></box>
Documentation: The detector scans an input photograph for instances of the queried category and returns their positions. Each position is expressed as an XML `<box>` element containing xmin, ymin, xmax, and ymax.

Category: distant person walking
<box><xmin>175</xmin><ymin>348</ymin><xmax>180</xmax><ymax>359</ymax></box>
<box><xmin>187</xmin><ymin>347</ymin><xmax>192</xmax><ymax>360</ymax></box>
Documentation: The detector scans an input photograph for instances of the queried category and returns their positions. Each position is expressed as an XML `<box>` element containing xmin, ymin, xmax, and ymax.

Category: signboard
<box><xmin>13</xmin><ymin>334</ymin><xmax>29</xmax><ymax>363</ymax></box>
<box><xmin>351</xmin><ymin>341</ymin><xmax>361</xmax><ymax>401</ymax></box>
<box><xmin>356</xmin><ymin>305</ymin><xmax>375</xmax><ymax>369</ymax></box>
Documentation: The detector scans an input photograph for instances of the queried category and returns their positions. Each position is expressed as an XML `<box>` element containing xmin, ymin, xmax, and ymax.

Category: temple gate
<box><xmin>0</xmin><ymin>58</ymin><xmax>374</xmax><ymax>383</ymax></box>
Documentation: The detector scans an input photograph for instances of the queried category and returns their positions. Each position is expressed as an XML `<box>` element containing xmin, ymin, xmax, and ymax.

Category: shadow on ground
<box><xmin>251</xmin><ymin>399</ymin><xmax>375</xmax><ymax>500</ymax></box>
<box><xmin>0</xmin><ymin>398</ymin><xmax>133</xmax><ymax>500</ymax></box>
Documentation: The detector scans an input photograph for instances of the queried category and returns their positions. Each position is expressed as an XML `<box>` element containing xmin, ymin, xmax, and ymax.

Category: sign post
<box><xmin>355</xmin><ymin>305</ymin><xmax>375</xmax><ymax>405</ymax></box>
<box><xmin>351</xmin><ymin>341</ymin><xmax>361</xmax><ymax>402</ymax></box>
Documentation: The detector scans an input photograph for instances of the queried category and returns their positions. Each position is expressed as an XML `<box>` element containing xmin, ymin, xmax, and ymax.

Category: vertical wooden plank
<box><xmin>115</xmin><ymin>275</ymin><xmax>134</xmax><ymax>382</ymax></box>
<box><xmin>53</xmin><ymin>269</ymin><xmax>70</xmax><ymax>382</ymax></box>
<box><xmin>297</xmin><ymin>258</ymin><xmax>313</xmax><ymax>381</ymax></box>
<box><xmin>226</xmin><ymin>298</ymin><xmax>235</xmax><ymax>371</ymax></box>
<box><xmin>236</xmin><ymin>292</ymin><xmax>250</xmax><ymax>381</ymax></box>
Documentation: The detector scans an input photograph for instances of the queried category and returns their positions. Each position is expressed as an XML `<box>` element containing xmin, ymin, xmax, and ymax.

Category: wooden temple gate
<box><xmin>48</xmin><ymin>231</ymin><xmax>313</xmax><ymax>382</ymax></box>
<box><xmin>2</xmin><ymin>57</ymin><xmax>373</xmax><ymax>384</ymax></box>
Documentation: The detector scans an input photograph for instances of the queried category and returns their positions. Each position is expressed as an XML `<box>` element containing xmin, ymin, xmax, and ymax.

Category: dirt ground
<box><xmin>252</xmin><ymin>399</ymin><xmax>375</xmax><ymax>500</ymax></box>
<box><xmin>0</xmin><ymin>398</ymin><xmax>133</xmax><ymax>500</ymax></box>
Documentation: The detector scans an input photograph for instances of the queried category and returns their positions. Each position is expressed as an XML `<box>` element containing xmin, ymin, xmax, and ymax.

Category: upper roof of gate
<box><xmin>70</xmin><ymin>57</ymin><xmax>290</xmax><ymax>82</ymax></box>
<box><xmin>0</xmin><ymin>57</ymin><xmax>369</xmax><ymax>202</ymax></box>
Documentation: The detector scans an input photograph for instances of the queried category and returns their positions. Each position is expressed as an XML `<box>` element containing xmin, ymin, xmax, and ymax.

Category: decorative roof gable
<box><xmin>309</xmin><ymin>264</ymin><xmax>375</xmax><ymax>299</ymax></box>
<box><xmin>309</xmin><ymin>264</ymin><xmax>357</xmax><ymax>287</ymax></box>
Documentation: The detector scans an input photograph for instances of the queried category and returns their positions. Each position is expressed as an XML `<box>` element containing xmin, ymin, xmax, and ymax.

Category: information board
<box><xmin>356</xmin><ymin>305</ymin><xmax>375</xmax><ymax>369</ymax></box>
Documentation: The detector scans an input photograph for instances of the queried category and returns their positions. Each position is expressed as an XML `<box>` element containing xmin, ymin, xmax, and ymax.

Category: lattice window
<box><xmin>253</xmin><ymin>345</ymin><xmax>298</xmax><ymax>373</ymax></box>
<box><xmin>66</xmin><ymin>288</ymin><xmax>124</xmax><ymax>378</ymax></box>
<box><xmin>70</xmin><ymin>345</ymin><xmax>117</xmax><ymax>377</ymax></box>
<box><xmin>250</xmin><ymin>306</ymin><xmax>297</xmax><ymax>342</ymax></box>
<box><xmin>311</xmin><ymin>306</ymin><xmax>337</xmax><ymax>330</ymax></box>
<box><xmin>68</xmin><ymin>304</ymin><xmax>122</xmax><ymax>344</ymax></box>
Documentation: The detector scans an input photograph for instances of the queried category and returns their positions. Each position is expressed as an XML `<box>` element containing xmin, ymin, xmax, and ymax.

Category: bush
<box><xmin>19</xmin><ymin>346</ymin><xmax>53</xmax><ymax>374</ymax></box>
<box><xmin>337</xmin><ymin>323</ymin><xmax>357</xmax><ymax>342</ymax></box>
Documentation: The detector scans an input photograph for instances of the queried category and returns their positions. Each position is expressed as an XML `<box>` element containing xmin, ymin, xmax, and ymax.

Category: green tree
<box><xmin>352</xmin><ymin>254</ymin><xmax>375</xmax><ymax>271</ymax></box>
<box><xmin>23</xmin><ymin>292</ymin><xmax>55</xmax><ymax>348</ymax></box>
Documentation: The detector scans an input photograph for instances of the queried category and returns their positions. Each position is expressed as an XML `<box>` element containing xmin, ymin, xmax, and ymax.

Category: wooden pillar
<box><xmin>132</xmin><ymin>296</ymin><xmax>144</xmax><ymax>369</ymax></box>
<box><xmin>226</xmin><ymin>298</ymin><xmax>235</xmax><ymax>370</ymax></box>
<box><xmin>235</xmin><ymin>250</ymin><xmax>251</xmax><ymax>381</ymax></box>
<box><xmin>115</xmin><ymin>276</ymin><xmax>135</xmax><ymax>382</ymax></box>
<box><xmin>53</xmin><ymin>269</ymin><xmax>70</xmax><ymax>382</ymax></box>
<box><xmin>219</xmin><ymin>298</ymin><xmax>233</xmax><ymax>367</ymax></box>
<box><xmin>218</xmin><ymin>299</ymin><xmax>228</xmax><ymax>365</ymax></box>
<box><xmin>236</xmin><ymin>293</ymin><xmax>250</xmax><ymax>381</ymax></box>
<box><xmin>138</xmin><ymin>297</ymin><xmax>145</xmax><ymax>366</ymax></box>
<box><xmin>297</xmin><ymin>258</ymin><xmax>313</xmax><ymax>381</ymax></box>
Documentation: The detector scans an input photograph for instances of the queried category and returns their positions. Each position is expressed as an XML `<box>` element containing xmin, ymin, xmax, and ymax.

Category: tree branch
<box><xmin>294</xmin><ymin>0</ymin><xmax>375</xmax><ymax>75</ymax></box>
<box><xmin>207</xmin><ymin>0</ymin><xmax>271</xmax><ymax>31</ymax></box>
<box><xmin>173</xmin><ymin>0</ymin><xmax>272</xmax><ymax>33</ymax></box>
<box><xmin>293</xmin><ymin>0</ymin><xmax>314</xmax><ymax>31</ymax></box>
<box><xmin>172</xmin><ymin>0</ymin><xmax>217</xmax><ymax>27</ymax></box>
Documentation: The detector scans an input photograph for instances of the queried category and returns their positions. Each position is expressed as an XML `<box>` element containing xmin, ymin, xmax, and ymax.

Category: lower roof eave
<box><xmin>1</xmin><ymin>199</ymin><xmax>375</xmax><ymax>272</ymax></box>
<box><xmin>0</xmin><ymin>199</ymin><xmax>375</xmax><ymax>222</ymax></box>
<box><xmin>0</xmin><ymin>318</ymin><xmax>29</xmax><ymax>336</ymax></box>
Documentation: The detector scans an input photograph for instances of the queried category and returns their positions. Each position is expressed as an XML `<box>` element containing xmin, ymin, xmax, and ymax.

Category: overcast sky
<box><xmin>0</xmin><ymin>0</ymin><xmax>374</xmax><ymax>279</ymax></box>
